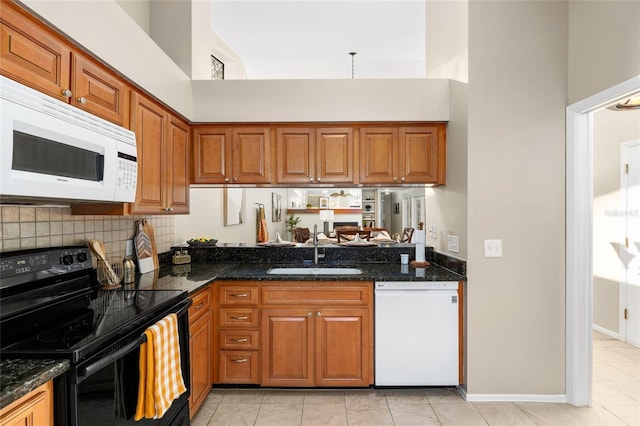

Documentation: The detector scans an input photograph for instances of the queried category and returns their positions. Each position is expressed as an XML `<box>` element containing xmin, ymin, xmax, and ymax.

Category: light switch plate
<box><xmin>447</xmin><ymin>235</ymin><xmax>459</xmax><ymax>253</ymax></box>
<box><xmin>484</xmin><ymin>239</ymin><xmax>502</xmax><ymax>257</ymax></box>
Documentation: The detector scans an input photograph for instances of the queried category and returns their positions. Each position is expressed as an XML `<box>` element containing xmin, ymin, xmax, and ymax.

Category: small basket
<box><xmin>97</xmin><ymin>257</ymin><xmax>124</xmax><ymax>289</ymax></box>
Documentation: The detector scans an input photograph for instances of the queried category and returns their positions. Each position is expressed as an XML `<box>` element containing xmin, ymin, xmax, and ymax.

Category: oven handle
<box><xmin>76</xmin><ymin>298</ymin><xmax>190</xmax><ymax>381</ymax></box>
<box><xmin>77</xmin><ymin>334</ymin><xmax>146</xmax><ymax>380</ymax></box>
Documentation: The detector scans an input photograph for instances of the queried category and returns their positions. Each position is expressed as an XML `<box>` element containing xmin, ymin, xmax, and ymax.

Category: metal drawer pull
<box><xmin>231</xmin><ymin>316</ymin><xmax>249</xmax><ymax>320</ymax></box>
<box><xmin>232</xmin><ymin>358</ymin><xmax>248</xmax><ymax>363</ymax></box>
<box><xmin>231</xmin><ymin>338</ymin><xmax>248</xmax><ymax>343</ymax></box>
<box><xmin>194</xmin><ymin>303</ymin><xmax>204</xmax><ymax>309</ymax></box>
<box><xmin>231</xmin><ymin>293</ymin><xmax>248</xmax><ymax>297</ymax></box>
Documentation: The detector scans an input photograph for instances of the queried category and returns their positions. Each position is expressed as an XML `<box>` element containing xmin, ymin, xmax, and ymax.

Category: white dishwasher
<box><xmin>375</xmin><ymin>281</ymin><xmax>459</xmax><ymax>386</ymax></box>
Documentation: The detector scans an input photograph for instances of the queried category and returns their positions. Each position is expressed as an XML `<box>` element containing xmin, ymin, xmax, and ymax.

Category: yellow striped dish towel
<box><xmin>134</xmin><ymin>313</ymin><xmax>186</xmax><ymax>420</ymax></box>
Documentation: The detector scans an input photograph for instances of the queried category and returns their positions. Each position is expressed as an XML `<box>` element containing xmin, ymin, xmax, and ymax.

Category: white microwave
<box><xmin>0</xmin><ymin>76</ymin><xmax>137</xmax><ymax>204</ymax></box>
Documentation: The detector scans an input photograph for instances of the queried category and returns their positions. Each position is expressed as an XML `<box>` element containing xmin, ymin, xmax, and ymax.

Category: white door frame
<box><xmin>620</xmin><ymin>139</ymin><xmax>640</xmax><ymax>346</ymax></box>
<box><xmin>566</xmin><ymin>75</ymin><xmax>640</xmax><ymax>407</ymax></box>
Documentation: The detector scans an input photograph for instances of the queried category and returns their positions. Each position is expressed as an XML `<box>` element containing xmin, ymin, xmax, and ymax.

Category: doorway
<box><xmin>566</xmin><ymin>75</ymin><xmax>640</xmax><ymax>407</ymax></box>
<box><xmin>620</xmin><ymin>140</ymin><xmax>640</xmax><ymax>347</ymax></box>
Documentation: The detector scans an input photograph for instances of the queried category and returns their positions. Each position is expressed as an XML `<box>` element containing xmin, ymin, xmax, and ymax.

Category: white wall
<box><xmin>425</xmin><ymin>0</ymin><xmax>468</xmax><ymax>83</ymax></box>
<box><xmin>466</xmin><ymin>1</ymin><xmax>568</xmax><ymax>396</ymax></box>
<box><xmin>150</xmin><ymin>1</ymin><xmax>192</xmax><ymax>77</ymax></box>
<box><xmin>593</xmin><ymin>108</ymin><xmax>640</xmax><ymax>334</ymax></box>
<box><xmin>568</xmin><ymin>1</ymin><xmax>640</xmax><ymax>104</ymax></box>
<box><xmin>24</xmin><ymin>0</ymin><xmax>193</xmax><ymax>118</ymax></box>
<box><xmin>116</xmin><ymin>0</ymin><xmax>150</xmax><ymax>34</ymax></box>
<box><xmin>426</xmin><ymin>80</ymin><xmax>468</xmax><ymax>258</ymax></box>
<box><xmin>191</xmin><ymin>79</ymin><xmax>449</xmax><ymax>122</ymax></box>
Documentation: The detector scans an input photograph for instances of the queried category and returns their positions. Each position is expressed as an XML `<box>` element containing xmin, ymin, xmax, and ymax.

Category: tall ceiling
<box><xmin>210</xmin><ymin>1</ymin><xmax>426</xmax><ymax>79</ymax></box>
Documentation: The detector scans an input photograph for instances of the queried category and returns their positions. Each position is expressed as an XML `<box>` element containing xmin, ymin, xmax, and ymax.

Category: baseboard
<box><xmin>592</xmin><ymin>324</ymin><xmax>621</xmax><ymax>340</ymax></box>
<box><xmin>463</xmin><ymin>392</ymin><xmax>567</xmax><ymax>403</ymax></box>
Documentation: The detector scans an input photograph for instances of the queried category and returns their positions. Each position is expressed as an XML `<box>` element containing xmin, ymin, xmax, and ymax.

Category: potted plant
<box><xmin>286</xmin><ymin>213</ymin><xmax>301</xmax><ymax>240</ymax></box>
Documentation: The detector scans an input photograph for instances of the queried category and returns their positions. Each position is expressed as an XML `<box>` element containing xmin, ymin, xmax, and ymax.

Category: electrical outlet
<box><xmin>483</xmin><ymin>239</ymin><xmax>503</xmax><ymax>257</ymax></box>
<box><xmin>429</xmin><ymin>225</ymin><xmax>438</xmax><ymax>239</ymax></box>
<box><xmin>447</xmin><ymin>235</ymin><xmax>459</xmax><ymax>253</ymax></box>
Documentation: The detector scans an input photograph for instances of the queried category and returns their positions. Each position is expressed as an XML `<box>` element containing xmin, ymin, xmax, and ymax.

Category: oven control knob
<box><xmin>61</xmin><ymin>254</ymin><xmax>74</xmax><ymax>266</ymax></box>
<box><xmin>76</xmin><ymin>252</ymin><xmax>88</xmax><ymax>263</ymax></box>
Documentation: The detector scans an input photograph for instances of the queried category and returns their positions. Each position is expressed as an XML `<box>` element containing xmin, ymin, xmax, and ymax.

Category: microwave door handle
<box><xmin>77</xmin><ymin>334</ymin><xmax>146</xmax><ymax>381</ymax></box>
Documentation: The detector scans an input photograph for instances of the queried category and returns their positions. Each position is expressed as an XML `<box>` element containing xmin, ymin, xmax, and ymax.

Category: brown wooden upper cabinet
<box><xmin>275</xmin><ymin>127</ymin><xmax>354</xmax><ymax>184</ymax></box>
<box><xmin>359</xmin><ymin>123</ymin><xmax>446</xmax><ymax>185</ymax></box>
<box><xmin>0</xmin><ymin>2</ymin><xmax>128</xmax><ymax>126</ymax></box>
<box><xmin>192</xmin><ymin>126</ymin><xmax>271</xmax><ymax>184</ymax></box>
<box><xmin>130</xmin><ymin>93</ymin><xmax>189</xmax><ymax>215</ymax></box>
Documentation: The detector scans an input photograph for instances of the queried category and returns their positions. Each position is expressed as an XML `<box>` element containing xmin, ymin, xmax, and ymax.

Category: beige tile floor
<box><xmin>192</xmin><ymin>332</ymin><xmax>639</xmax><ymax>425</ymax></box>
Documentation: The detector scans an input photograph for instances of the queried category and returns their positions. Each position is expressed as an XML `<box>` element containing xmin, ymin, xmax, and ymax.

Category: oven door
<box><xmin>61</xmin><ymin>300</ymin><xmax>191</xmax><ymax>426</ymax></box>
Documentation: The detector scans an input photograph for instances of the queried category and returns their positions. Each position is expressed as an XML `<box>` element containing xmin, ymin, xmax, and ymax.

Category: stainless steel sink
<box><xmin>267</xmin><ymin>267</ymin><xmax>363</xmax><ymax>275</ymax></box>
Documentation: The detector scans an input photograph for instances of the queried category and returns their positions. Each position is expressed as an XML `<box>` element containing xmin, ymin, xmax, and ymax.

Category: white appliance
<box><xmin>375</xmin><ymin>281</ymin><xmax>459</xmax><ymax>386</ymax></box>
<box><xmin>0</xmin><ymin>76</ymin><xmax>137</xmax><ymax>204</ymax></box>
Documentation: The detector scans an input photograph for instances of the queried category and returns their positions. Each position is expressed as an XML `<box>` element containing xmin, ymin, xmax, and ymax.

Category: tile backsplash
<box><xmin>0</xmin><ymin>206</ymin><xmax>174</xmax><ymax>257</ymax></box>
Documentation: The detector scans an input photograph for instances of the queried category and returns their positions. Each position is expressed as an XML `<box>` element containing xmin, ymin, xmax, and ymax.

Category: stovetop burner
<box><xmin>35</xmin><ymin>310</ymin><xmax>93</xmax><ymax>349</ymax></box>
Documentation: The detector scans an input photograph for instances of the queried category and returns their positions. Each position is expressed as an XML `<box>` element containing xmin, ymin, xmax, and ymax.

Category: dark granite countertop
<box><xmin>0</xmin><ymin>359</ymin><xmax>69</xmax><ymax>409</ymax></box>
<box><xmin>1</xmin><ymin>245</ymin><xmax>465</xmax><ymax>408</ymax></box>
<box><xmin>143</xmin><ymin>245</ymin><xmax>465</xmax><ymax>294</ymax></box>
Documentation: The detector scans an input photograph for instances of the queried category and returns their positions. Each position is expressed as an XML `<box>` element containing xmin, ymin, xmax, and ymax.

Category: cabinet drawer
<box><xmin>218</xmin><ymin>285</ymin><xmax>259</xmax><ymax>306</ymax></box>
<box><xmin>219</xmin><ymin>308</ymin><xmax>259</xmax><ymax>328</ymax></box>
<box><xmin>218</xmin><ymin>351</ymin><xmax>259</xmax><ymax>384</ymax></box>
<box><xmin>219</xmin><ymin>330</ymin><xmax>259</xmax><ymax>350</ymax></box>
<box><xmin>262</xmin><ymin>284</ymin><xmax>371</xmax><ymax>306</ymax></box>
<box><xmin>189</xmin><ymin>288</ymin><xmax>210</xmax><ymax>323</ymax></box>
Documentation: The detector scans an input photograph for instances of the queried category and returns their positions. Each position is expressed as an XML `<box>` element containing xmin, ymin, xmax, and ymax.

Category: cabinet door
<box><xmin>166</xmin><ymin>115</ymin><xmax>190</xmax><ymax>214</ymax></box>
<box><xmin>315</xmin><ymin>308</ymin><xmax>371</xmax><ymax>387</ymax></box>
<box><xmin>0</xmin><ymin>3</ymin><xmax>71</xmax><ymax>102</ymax></box>
<box><xmin>72</xmin><ymin>53</ymin><xmax>127</xmax><ymax>125</ymax></box>
<box><xmin>232</xmin><ymin>127</ymin><xmax>270</xmax><ymax>183</ymax></box>
<box><xmin>275</xmin><ymin>128</ymin><xmax>315</xmax><ymax>184</ymax></box>
<box><xmin>261</xmin><ymin>309</ymin><xmax>314</xmax><ymax>387</ymax></box>
<box><xmin>218</xmin><ymin>351</ymin><xmax>259</xmax><ymax>384</ymax></box>
<box><xmin>189</xmin><ymin>310</ymin><xmax>211</xmax><ymax>418</ymax></box>
<box><xmin>399</xmin><ymin>125</ymin><xmax>445</xmax><ymax>184</ymax></box>
<box><xmin>359</xmin><ymin>127</ymin><xmax>398</xmax><ymax>184</ymax></box>
<box><xmin>191</xmin><ymin>127</ymin><xmax>232</xmax><ymax>184</ymax></box>
<box><xmin>0</xmin><ymin>381</ymin><xmax>53</xmax><ymax>426</ymax></box>
<box><xmin>316</xmin><ymin>127</ymin><xmax>354</xmax><ymax>184</ymax></box>
<box><xmin>130</xmin><ymin>94</ymin><xmax>166</xmax><ymax>214</ymax></box>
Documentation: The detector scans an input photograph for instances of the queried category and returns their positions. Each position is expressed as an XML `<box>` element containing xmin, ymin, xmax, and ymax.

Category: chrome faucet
<box><xmin>313</xmin><ymin>224</ymin><xmax>319</xmax><ymax>264</ymax></box>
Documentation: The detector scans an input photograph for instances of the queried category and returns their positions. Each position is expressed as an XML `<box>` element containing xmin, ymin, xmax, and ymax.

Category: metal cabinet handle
<box><xmin>163</xmin><ymin>207</ymin><xmax>174</xmax><ymax>212</ymax></box>
<box><xmin>307</xmin><ymin>311</ymin><xmax>312</xmax><ymax>317</ymax></box>
<box><xmin>316</xmin><ymin>177</ymin><xmax>321</xmax><ymax>182</ymax></box>
<box><xmin>77</xmin><ymin>96</ymin><xmax>87</xmax><ymax>105</ymax></box>
<box><xmin>224</xmin><ymin>178</ymin><xmax>230</xmax><ymax>182</ymax></box>
<box><xmin>231</xmin><ymin>316</ymin><xmax>248</xmax><ymax>320</ymax></box>
<box><xmin>393</xmin><ymin>176</ymin><xmax>398</xmax><ymax>182</ymax></box>
<box><xmin>233</xmin><ymin>177</ymin><xmax>238</xmax><ymax>182</ymax></box>
<box><xmin>309</xmin><ymin>178</ymin><xmax>314</xmax><ymax>182</ymax></box>
<box><xmin>401</xmin><ymin>177</ymin><xmax>406</xmax><ymax>182</ymax></box>
<box><xmin>194</xmin><ymin>302</ymin><xmax>204</xmax><ymax>310</ymax></box>
<box><xmin>231</xmin><ymin>293</ymin><xmax>248</xmax><ymax>298</ymax></box>
<box><xmin>316</xmin><ymin>312</ymin><xmax>322</xmax><ymax>317</ymax></box>
<box><xmin>232</xmin><ymin>358</ymin><xmax>248</xmax><ymax>363</ymax></box>
<box><xmin>62</xmin><ymin>89</ymin><xmax>72</xmax><ymax>98</ymax></box>
<box><xmin>231</xmin><ymin>338</ymin><xmax>248</xmax><ymax>343</ymax></box>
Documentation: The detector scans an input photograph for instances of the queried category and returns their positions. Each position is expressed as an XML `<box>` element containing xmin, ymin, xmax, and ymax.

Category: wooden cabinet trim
<box><xmin>0</xmin><ymin>380</ymin><xmax>53</xmax><ymax>426</ymax></box>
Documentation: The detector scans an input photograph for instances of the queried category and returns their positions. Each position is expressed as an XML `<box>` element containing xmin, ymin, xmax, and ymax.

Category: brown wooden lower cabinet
<box><xmin>260</xmin><ymin>282</ymin><xmax>373</xmax><ymax>387</ymax></box>
<box><xmin>0</xmin><ymin>380</ymin><xmax>53</xmax><ymax>426</ymax></box>
<box><xmin>261</xmin><ymin>307</ymin><xmax>371</xmax><ymax>387</ymax></box>
<box><xmin>188</xmin><ymin>288</ymin><xmax>212</xmax><ymax>418</ymax></box>
<box><xmin>211</xmin><ymin>281</ymin><xmax>373</xmax><ymax>388</ymax></box>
